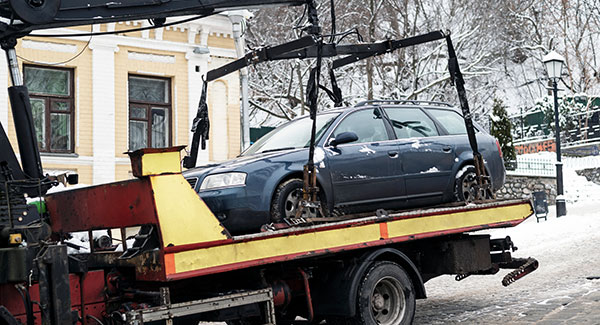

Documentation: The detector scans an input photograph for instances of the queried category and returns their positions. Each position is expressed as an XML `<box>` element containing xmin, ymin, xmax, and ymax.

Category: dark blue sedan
<box><xmin>184</xmin><ymin>101</ymin><xmax>505</xmax><ymax>234</ymax></box>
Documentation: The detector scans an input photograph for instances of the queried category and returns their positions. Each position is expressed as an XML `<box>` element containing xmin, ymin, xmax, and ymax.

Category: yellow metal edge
<box><xmin>150</xmin><ymin>174</ymin><xmax>229</xmax><ymax>247</ymax></box>
<box><xmin>169</xmin><ymin>202</ymin><xmax>533</xmax><ymax>274</ymax></box>
<box><xmin>141</xmin><ymin>151</ymin><xmax>182</xmax><ymax>176</ymax></box>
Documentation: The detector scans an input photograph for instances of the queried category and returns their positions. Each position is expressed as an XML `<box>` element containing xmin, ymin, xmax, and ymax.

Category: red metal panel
<box><xmin>46</xmin><ymin>179</ymin><xmax>158</xmax><ymax>233</ymax></box>
<box><xmin>0</xmin><ymin>271</ymin><xmax>105</xmax><ymax>322</ymax></box>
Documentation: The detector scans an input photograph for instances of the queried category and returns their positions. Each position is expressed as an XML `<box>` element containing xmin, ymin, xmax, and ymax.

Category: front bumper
<box><xmin>199</xmin><ymin>186</ymin><xmax>270</xmax><ymax>234</ymax></box>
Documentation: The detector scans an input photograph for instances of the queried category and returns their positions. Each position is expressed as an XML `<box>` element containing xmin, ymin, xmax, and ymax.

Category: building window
<box><xmin>128</xmin><ymin>75</ymin><xmax>171</xmax><ymax>151</ymax></box>
<box><xmin>24</xmin><ymin>65</ymin><xmax>75</xmax><ymax>153</ymax></box>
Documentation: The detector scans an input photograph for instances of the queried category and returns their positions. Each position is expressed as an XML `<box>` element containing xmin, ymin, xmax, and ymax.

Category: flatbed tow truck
<box><xmin>0</xmin><ymin>1</ymin><xmax>538</xmax><ymax>324</ymax></box>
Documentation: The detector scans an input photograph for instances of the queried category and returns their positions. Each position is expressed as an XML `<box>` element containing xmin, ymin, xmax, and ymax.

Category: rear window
<box><xmin>427</xmin><ymin>108</ymin><xmax>467</xmax><ymax>135</ymax></box>
<box><xmin>384</xmin><ymin>107</ymin><xmax>439</xmax><ymax>138</ymax></box>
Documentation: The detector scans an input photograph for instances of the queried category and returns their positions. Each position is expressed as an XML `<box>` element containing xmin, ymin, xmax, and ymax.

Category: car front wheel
<box><xmin>270</xmin><ymin>178</ymin><xmax>326</xmax><ymax>222</ymax></box>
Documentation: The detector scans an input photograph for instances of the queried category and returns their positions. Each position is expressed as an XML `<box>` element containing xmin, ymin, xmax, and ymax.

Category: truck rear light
<box><xmin>496</xmin><ymin>139</ymin><xmax>503</xmax><ymax>159</ymax></box>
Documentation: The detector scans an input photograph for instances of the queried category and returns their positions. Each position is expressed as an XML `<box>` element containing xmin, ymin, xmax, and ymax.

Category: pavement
<box><xmin>413</xmin><ymin>201</ymin><xmax>600</xmax><ymax>324</ymax></box>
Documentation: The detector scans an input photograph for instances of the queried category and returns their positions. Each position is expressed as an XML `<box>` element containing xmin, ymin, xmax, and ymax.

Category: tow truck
<box><xmin>0</xmin><ymin>1</ymin><xmax>538</xmax><ymax>324</ymax></box>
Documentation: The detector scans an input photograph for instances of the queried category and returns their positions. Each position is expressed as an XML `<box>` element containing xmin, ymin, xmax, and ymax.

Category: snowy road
<box><xmin>414</xmin><ymin>197</ymin><xmax>600</xmax><ymax>324</ymax></box>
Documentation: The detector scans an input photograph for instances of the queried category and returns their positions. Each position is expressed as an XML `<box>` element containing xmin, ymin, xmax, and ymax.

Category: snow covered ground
<box><xmin>414</xmin><ymin>167</ymin><xmax>600</xmax><ymax>324</ymax></box>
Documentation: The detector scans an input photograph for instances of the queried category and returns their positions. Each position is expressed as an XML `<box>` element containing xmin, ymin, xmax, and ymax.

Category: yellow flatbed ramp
<box><xmin>162</xmin><ymin>198</ymin><xmax>533</xmax><ymax>281</ymax></box>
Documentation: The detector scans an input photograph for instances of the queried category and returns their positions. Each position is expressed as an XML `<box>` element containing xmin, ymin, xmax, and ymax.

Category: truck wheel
<box><xmin>355</xmin><ymin>261</ymin><xmax>415</xmax><ymax>325</ymax></box>
<box><xmin>271</xmin><ymin>179</ymin><xmax>326</xmax><ymax>222</ymax></box>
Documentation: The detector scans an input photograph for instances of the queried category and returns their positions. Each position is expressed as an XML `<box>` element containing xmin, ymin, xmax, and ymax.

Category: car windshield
<box><xmin>242</xmin><ymin>113</ymin><xmax>339</xmax><ymax>156</ymax></box>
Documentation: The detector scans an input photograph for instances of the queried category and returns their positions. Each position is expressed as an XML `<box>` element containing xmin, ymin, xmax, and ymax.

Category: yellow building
<box><xmin>0</xmin><ymin>15</ymin><xmax>242</xmax><ymax>185</ymax></box>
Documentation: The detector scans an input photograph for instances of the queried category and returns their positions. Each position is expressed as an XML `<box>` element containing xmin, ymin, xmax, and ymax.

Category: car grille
<box><xmin>186</xmin><ymin>177</ymin><xmax>198</xmax><ymax>189</ymax></box>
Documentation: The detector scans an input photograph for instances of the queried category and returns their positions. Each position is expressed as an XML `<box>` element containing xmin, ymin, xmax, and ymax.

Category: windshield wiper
<box><xmin>259</xmin><ymin>147</ymin><xmax>296</xmax><ymax>154</ymax></box>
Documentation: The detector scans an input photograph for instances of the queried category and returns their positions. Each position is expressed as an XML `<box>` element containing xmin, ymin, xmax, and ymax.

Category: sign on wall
<box><xmin>514</xmin><ymin>139</ymin><xmax>556</xmax><ymax>155</ymax></box>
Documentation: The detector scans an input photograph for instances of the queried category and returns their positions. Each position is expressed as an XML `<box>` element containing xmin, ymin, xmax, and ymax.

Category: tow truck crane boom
<box><xmin>0</xmin><ymin>0</ymin><xmax>307</xmax><ymax>35</ymax></box>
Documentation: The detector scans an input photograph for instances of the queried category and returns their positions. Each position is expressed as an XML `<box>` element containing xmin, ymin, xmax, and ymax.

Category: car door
<box><xmin>384</xmin><ymin>107</ymin><xmax>455</xmax><ymax>201</ymax></box>
<box><xmin>325</xmin><ymin>108</ymin><xmax>403</xmax><ymax>206</ymax></box>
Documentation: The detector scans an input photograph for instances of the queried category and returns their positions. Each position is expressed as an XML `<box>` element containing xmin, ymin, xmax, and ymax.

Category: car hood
<box><xmin>183</xmin><ymin>148</ymin><xmax>307</xmax><ymax>177</ymax></box>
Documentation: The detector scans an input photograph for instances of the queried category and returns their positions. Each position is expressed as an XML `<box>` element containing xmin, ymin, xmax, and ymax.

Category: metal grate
<box><xmin>186</xmin><ymin>177</ymin><xmax>198</xmax><ymax>189</ymax></box>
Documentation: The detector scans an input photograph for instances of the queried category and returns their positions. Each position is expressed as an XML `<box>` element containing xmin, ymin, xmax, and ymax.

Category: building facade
<box><xmin>0</xmin><ymin>15</ymin><xmax>242</xmax><ymax>185</ymax></box>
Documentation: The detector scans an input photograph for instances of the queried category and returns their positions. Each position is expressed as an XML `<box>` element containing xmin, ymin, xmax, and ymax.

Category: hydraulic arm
<box><xmin>0</xmin><ymin>0</ymin><xmax>307</xmax><ymax>37</ymax></box>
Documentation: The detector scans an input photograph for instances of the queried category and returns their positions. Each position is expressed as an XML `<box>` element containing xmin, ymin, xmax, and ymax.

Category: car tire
<box><xmin>354</xmin><ymin>261</ymin><xmax>416</xmax><ymax>325</ymax></box>
<box><xmin>455</xmin><ymin>165</ymin><xmax>493</xmax><ymax>202</ymax></box>
<box><xmin>270</xmin><ymin>178</ymin><xmax>326</xmax><ymax>223</ymax></box>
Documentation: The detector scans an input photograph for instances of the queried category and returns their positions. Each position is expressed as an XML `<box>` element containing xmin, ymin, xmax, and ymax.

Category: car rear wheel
<box><xmin>271</xmin><ymin>178</ymin><xmax>326</xmax><ymax>222</ymax></box>
<box><xmin>455</xmin><ymin>165</ymin><xmax>493</xmax><ymax>202</ymax></box>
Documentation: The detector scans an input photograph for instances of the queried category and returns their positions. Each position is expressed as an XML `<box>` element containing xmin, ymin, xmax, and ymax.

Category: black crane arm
<box><xmin>0</xmin><ymin>0</ymin><xmax>307</xmax><ymax>39</ymax></box>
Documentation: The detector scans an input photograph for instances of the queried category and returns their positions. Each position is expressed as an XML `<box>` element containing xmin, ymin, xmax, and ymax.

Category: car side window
<box><xmin>384</xmin><ymin>107</ymin><xmax>439</xmax><ymax>138</ymax></box>
<box><xmin>333</xmin><ymin>108</ymin><xmax>389</xmax><ymax>144</ymax></box>
<box><xmin>426</xmin><ymin>108</ymin><xmax>467</xmax><ymax>135</ymax></box>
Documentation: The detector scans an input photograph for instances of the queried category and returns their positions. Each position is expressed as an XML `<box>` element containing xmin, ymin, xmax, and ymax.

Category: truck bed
<box><xmin>163</xmin><ymin>199</ymin><xmax>533</xmax><ymax>281</ymax></box>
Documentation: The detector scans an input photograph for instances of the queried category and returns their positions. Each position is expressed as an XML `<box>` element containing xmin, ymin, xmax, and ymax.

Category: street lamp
<box><xmin>542</xmin><ymin>51</ymin><xmax>567</xmax><ymax>217</ymax></box>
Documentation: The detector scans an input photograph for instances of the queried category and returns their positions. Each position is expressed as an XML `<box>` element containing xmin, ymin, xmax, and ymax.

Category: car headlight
<box><xmin>200</xmin><ymin>172</ymin><xmax>247</xmax><ymax>191</ymax></box>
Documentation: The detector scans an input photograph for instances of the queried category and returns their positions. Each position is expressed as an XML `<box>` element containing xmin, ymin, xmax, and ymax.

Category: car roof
<box><xmin>293</xmin><ymin>100</ymin><xmax>462</xmax><ymax>121</ymax></box>
<box><xmin>319</xmin><ymin>100</ymin><xmax>459</xmax><ymax>115</ymax></box>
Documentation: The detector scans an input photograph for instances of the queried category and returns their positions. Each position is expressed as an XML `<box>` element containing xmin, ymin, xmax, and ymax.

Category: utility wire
<box><xmin>17</xmin><ymin>25</ymin><xmax>93</xmax><ymax>66</ymax></box>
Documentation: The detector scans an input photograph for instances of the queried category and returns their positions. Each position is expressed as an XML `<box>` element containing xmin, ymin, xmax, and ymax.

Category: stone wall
<box><xmin>576</xmin><ymin>168</ymin><xmax>600</xmax><ymax>185</ymax></box>
<box><xmin>497</xmin><ymin>175</ymin><xmax>556</xmax><ymax>205</ymax></box>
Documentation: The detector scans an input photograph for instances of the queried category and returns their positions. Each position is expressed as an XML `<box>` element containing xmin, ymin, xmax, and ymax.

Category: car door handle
<box><xmin>442</xmin><ymin>146</ymin><xmax>452</xmax><ymax>153</ymax></box>
<box><xmin>388</xmin><ymin>151</ymin><xmax>399</xmax><ymax>158</ymax></box>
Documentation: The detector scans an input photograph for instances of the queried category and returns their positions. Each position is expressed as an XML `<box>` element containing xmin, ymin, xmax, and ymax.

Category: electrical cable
<box><xmin>14</xmin><ymin>284</ymin><xmax>34</xmax><ymax>325</ymax></box>
<box><xmin>16</xmin><ymin>25</ymin><xmax>93</xmax><ymax>66</ymax></box>
<box><xmin>86</xmin><ymin>314</ymin><xmax>106</xmax><ymax>325</ymax></box>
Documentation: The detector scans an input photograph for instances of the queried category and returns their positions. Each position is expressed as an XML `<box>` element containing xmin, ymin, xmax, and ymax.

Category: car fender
<box><xmin>258</xmin><ymin>162</ymin><xmax>334</xmax><ymax>214</ymax></box>
<box><xmin>451</xmin><ymin>151</ymin><xmax>494</xmax><ymax>191</ymax></box>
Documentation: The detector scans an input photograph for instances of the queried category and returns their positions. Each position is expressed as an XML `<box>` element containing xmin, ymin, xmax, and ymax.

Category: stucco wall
<box><xmin>3</xmin><ymin>15</ymin><xmax>241</xmax><ymax>185</ymax></box>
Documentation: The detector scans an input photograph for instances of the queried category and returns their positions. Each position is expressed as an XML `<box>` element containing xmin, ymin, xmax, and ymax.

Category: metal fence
<box><xmin>507</xmin><ymin>155</ymin><xmax>556</xmax><ymax>177</ymax></box>
<box><xmin>563</xmin><ymin>155</ymin><xmax>600</xmax><ymax>170</ymax></box>
<box><xmin>507</xmin><ymin>155</ymin><xmax>600</xmax><ymax>177</ymax></box>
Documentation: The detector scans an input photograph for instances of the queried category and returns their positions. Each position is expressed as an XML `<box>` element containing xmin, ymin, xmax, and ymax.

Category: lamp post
<box><xmin>542</xmin><ymin>51</ymin><xmax>567</xmax><ymax>217</ymax></box>
<box><xmin>228</xmin><ymin>10</ymin><xmax>253</xmax><ymax>151</ymax></box>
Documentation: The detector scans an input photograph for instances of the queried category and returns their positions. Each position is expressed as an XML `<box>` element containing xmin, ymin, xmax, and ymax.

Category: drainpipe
<box><xmin>228</xmin><ymin>11</ymin><xmax>252</xmax><ymax>151</ymax></box>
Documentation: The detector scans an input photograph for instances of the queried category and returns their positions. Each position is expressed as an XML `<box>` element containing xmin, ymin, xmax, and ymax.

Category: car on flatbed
<box><xmin>184</xmin><ymin>101</ymin><xmax>506</xmax><ymax>234</ymax></box>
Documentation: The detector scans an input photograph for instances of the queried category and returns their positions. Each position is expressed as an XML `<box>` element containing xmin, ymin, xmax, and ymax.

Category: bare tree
<box><xmin>244</xmin><ymin>0</ymin><xmax>600</xmax><ymax>127</ymax></box>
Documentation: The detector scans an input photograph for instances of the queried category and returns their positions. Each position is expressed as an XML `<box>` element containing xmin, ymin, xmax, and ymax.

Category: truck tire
<box><xmin>354</xmin><ymin>261</ymin><xmax>415</xmax><ymax>325</ymax></box>
<box><xmin>270</xmin><ymin>178</ymin><xmax>326</xmax><ymax>222</ymax></box>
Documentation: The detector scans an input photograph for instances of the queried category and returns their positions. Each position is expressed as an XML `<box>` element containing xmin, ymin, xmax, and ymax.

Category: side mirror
<box><xmin>330</xmin><ymin>132</ymin><xmax>358</xmax><ymax>147</ymax></box>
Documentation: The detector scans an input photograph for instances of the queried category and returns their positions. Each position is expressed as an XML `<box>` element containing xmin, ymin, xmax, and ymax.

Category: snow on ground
<box><xmin>414</xmin><ymin>165</ymin><xmax>600</xmax><ymax>324</ymax></box>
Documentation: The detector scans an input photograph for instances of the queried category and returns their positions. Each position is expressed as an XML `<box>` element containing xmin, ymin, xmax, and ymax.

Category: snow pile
<box><xmin>562</xmin><ymin>167</ymin><xmax>600</xmax><ymax>203</ymax></box>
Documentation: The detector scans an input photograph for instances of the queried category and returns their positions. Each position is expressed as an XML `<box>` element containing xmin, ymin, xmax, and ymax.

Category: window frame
<box><xmin>23</xmin><ymin>64</ymin><xmax>75</xmax><ymax>154</ymax></box>
<box><xmin>326</xmin><ymin>107</ymin><xmax>394</xmax><ymax>147</ymax></box>
<box><xmin>382</xmin><ymin>106</ymin><xmax>442</xmax><ymax>139</ymax></box>
<box><xmin>423</xmin><ymin>107</ymin><xmax>469</xmax><ymax>136</ymax></box>
<box><xmin>128</xmin><ymin>74</ymin><xmax>173</xmax><ymax>151</ymax></box>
